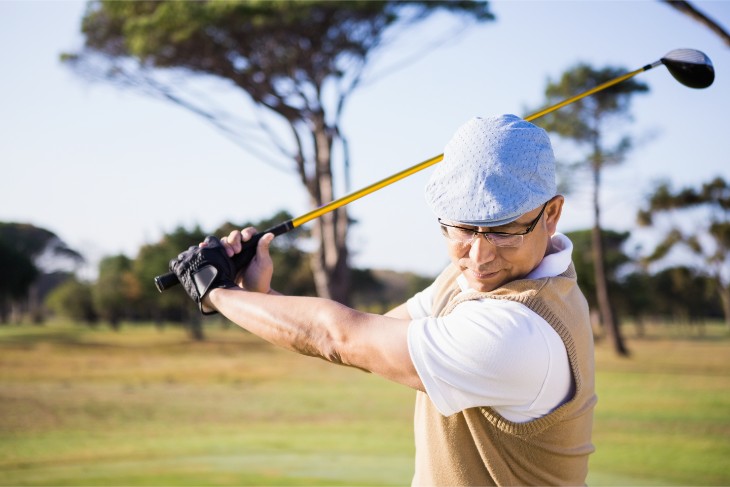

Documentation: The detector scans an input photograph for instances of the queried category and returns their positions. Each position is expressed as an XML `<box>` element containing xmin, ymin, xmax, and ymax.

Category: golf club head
<box><xmin>661</xmin><ymin>49</ymin><xmax>714</xmax><ymax>89</ymax></box>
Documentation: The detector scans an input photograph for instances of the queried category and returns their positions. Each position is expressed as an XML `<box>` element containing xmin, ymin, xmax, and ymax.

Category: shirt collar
<box><xmin>526</xmin><ymin>232</ymin><xmax>573</xmax><ymax>280</ymax></box>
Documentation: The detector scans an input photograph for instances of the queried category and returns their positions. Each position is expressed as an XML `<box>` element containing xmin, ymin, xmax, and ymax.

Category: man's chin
<box><xmin>463</xmin><ymin>269</ymin><xmax>506</xmax><ymax>292</ymax></box>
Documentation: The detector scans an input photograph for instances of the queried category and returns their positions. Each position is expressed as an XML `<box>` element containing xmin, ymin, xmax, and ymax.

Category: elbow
<box><xmin>321</xmin><ymin>323</ymin><xmax>348</xmax><ymax>366</ymax></box>
<box><xmin>319</xmin><ymin>308</ymin><xmax>360</xmax><ymax>368</ymax></box>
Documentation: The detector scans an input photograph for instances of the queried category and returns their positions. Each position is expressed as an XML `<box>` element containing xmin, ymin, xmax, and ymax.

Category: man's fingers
<box><xmin>258</xmin><ymin>233</ymin><xmax>275</xmax><ymax>256</ymax></box>
<box><xmin>222</xmin><ymin>230</ymin><xmax>240</xmax><ymax>257</ymax></box>
<box><xmin>200</xmin><ymin>227</ymin><xmax>262</xmax><ymax>257</ymax></box>
<box><xmin>221</xmin><ymin>231</ymin><xmax>236</xmax><ymax>257</ymax></box>
<box><xmin>240</xmin><ymin>227</ymin><xmax>258</xmax><ymax>241</ymax></box>
<box><xmin>219</xmin><ymin>227</ymin><xmax>259</xmax><ymax>257</ymax></box>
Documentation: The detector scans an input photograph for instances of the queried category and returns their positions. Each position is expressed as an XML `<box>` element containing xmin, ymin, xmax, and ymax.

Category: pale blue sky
<box><xmin>1</xmin><ymin>0</ymin><xmax>729</xmax><ymax>278</ymax></box>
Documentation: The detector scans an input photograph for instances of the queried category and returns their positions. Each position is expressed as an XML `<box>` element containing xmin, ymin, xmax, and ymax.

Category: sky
<box><xmin>1</xmin><ymin>0</ymin><xmax>729</xmax><ymax>280</ymax></box>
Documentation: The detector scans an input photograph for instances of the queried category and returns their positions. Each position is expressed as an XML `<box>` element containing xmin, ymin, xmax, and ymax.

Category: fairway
<box><xmin>1</xmin><ymin>321</ymin><xmax>729</xmax><ymax>486</ymax></box>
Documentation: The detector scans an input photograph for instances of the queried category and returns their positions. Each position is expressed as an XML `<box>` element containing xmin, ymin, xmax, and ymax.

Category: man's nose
<box><xmin>469</xmin><ymin>234</ymin><xmax>497</xmax><ymax>263</ymax></box>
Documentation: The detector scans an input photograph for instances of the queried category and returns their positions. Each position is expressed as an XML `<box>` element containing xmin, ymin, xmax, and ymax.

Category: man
<box><xmin>171</xmin><ymin>114</ymin><xmax>596</xmax><ymax>485</ymax></box>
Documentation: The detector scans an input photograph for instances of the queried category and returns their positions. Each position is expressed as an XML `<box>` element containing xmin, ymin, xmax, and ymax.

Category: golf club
<box><xmin>154</xmin><ymin>48</ymin><xmax>714</xmax><ymax>292</ymax></box>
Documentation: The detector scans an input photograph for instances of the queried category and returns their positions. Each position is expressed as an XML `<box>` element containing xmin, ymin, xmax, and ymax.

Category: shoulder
<box><xmin>450</xmin><ymin>298</ymin><xmax>550</xmax><ymax>343</ymax></box>
<box><xmin>424</xmin><ymin>298</ymin><xmax>556</xmax><ymax>365</ymax></box>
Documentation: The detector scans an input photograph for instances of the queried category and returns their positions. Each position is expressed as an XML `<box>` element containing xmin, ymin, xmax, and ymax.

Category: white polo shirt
<box><xmin>406</xmin><ymin>233</ymin><xmax>575</xmax><ymax>422</ymax></box>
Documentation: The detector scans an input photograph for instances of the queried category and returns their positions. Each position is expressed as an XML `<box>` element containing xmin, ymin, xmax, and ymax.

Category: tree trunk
<box><xmin>592</xmin><ymin>223</ymin><xmax>628</xmax><ymax>355</ymax></box>
<box><xmin>0</xmin><ymin>299</ymin><xmax>8</xmax><ymax>324</ymax></box>
<box><xmin>309</xmin><ymin>117</ymin><xmax>351</xmax><ymax>304</ymax></box>
<box><xmin>591</xmin><ymin>159</ymin><xmax>629</xmax><ymax>356</ymax></box>
<box><xmin>718</xmin><ymin>282</ymin><xmax>730</xmax><ymax>331</ymax></box>
<box><xmin>187</xmin><ymin>311</ymin><xmax>205</xmax><ymax>341</ymax></box>
<box><xmin>29</xmin><ymin>284</ymin><xmax>45</xmax><ymax>324</ymax></box>
<box><xmin>310</xmin><ymin>210</ymin><xmax>350</xmax><ymax>304</ymax></box>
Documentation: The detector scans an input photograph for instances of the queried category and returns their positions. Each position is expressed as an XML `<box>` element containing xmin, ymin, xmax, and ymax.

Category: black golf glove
<box><xmin>169</xmin><ymin>236</ymin><xmax>237</xmax><ymax>315</ymax></box>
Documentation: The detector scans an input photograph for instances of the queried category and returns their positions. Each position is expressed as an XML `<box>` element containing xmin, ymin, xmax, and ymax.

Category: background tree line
<box><xmin>2</xmin><ymin>175</ymin><xmax>728</xmax><ymax>343</ymax></box>
<box><xmin>0</xmin><ymin>212</ymin><xmax>433</xmax><ymax>340</ymax></box>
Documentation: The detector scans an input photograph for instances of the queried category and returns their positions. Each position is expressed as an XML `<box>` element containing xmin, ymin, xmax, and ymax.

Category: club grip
<box><xmin>154</xmin><ymin>271</ymin><xmax>182</xmax><ymax>292</ymax></box>
<box><xmin>153</xmin><ymin>221</ymin><xmax>295</xmax><ymax>293</ymax></box>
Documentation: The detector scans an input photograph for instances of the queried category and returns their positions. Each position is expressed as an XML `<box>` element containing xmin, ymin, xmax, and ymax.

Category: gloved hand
<box><xmin>169</xmin><ymin>236</ymin><xmax>237</xmax><ymax>315</ymax></box>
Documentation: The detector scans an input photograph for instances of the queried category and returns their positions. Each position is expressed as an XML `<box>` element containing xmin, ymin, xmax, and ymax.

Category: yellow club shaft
<box><xmin>524</xmin><ymin>67</ymin><xmax>646</xmax><ymax>121</ymax></box>
<box><xmin>291</xmin><ymin>153</ymin><xmax>444</xmax><ymax>228</ymax></box>
<box><xmin>154</xmin><ymin>59</ymin><xmax>659</xmax><ymax>292</ymax></box>
<box><xmin>291</xmin><ymin>65</ymin><xmax>650</xmax><ymax>229</ymax></box>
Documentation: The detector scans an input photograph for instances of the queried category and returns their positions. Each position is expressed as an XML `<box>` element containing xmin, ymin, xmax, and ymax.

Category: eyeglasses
<box><xmin>438</xmin><ymin>202</ymin><xmax>548</xmax><ymax>248</ymax></box>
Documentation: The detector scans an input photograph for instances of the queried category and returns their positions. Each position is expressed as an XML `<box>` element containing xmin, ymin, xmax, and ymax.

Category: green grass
<box><xmin>1</xmin><ymin>320</ymin><xmax>729</xmax><ymax>485</ymax></box>
<box><xmin>588</xmin><ymin>324</ymin><xmax>730</xmax><ymax>486</ymax></box>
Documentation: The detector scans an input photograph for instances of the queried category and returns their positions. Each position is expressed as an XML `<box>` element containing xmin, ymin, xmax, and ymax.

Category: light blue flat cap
<box><xmin>425</xmin><ymin>114</ymin><xmax>556</xmax><ymax>226</ymax></box>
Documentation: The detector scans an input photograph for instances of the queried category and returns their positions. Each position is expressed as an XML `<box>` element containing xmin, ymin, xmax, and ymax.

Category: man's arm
<box><xmin>385</xmin><ymin>302</ymin><xmax>411</xmax><ymax>319</ymax></box>
<box><xmin>207</xmin><ymin>287</ymin><xmax>424</xmax><ymax>392</ymax></box>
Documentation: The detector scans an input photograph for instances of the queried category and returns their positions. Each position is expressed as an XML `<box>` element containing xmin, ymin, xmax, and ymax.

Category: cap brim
<box><xmin>446</xmin><ymin>214</ymin><xmax>521</xmax><ymax>228</ymax></box>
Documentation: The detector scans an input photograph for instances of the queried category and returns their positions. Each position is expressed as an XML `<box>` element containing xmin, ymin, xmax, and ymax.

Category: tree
<box><xmin>0</xmin><ymin>222</ymin><xmax>83</xmax><ymax>267</ymax></box>
<box><xmin>566</xmin><ymin>229</ymin><xmax>632</xmax><ymax>319</ymax></box>
<box><xmin>0</xmin><ymin>239</ymin><xmax>37</xmax><ymax>323</ymax></box>
<box><xmin>0</xmin><ymin>222</ymin><xmax>83</xmax><ymax>323</ymax></box>
<box><xmin>94</xmin><ymin>254</ymin><xmax>141</xmax><ymax>329</ymax></box>
<box><xmin>637</xmin><ymin>177</ymin><xmax>730</xmax><ymax>329</ymax></box>
<box><xmin>45</xmin><ymin>277</ymin><xmax>98</xmax><ymax>325</ymax></box>
<box><xmin>133</xmin><ymin>225</ymin><xmax>208</xmax><ymax>339</ymax></box>
<box><xmin>62</xmin><ymin>0</ymin><xmax>494</xmax><ymax>304</ymax></box>
<box><xmin>533</xmin><ymin>64</ymin><xmax>649</xmax><ymax>356</ymax></box>
<box><xmin>564</xmin><ymin>228</ymin><xmax>651</xmax><ymax>337</ymax></box>
<box><xmin>648</xmin><ymin>266</ymin><xmax>719</xmax><ymax>326</ymax></box>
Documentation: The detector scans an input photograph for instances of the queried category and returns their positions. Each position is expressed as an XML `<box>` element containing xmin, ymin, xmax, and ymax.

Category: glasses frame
<box><xmin>438</xmin><ymin>202</ymin><xmax>549</xmax><ymax>248</ymax></box>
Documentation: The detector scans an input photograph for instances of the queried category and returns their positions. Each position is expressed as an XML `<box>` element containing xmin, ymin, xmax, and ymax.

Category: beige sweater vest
<box><xmin>412</xmin><ymin>264</ymin><xmax>596</xmax><ymax>486</ymax></box>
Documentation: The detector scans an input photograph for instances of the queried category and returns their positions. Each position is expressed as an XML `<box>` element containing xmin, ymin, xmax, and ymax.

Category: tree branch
<box><xmin>661</xmin><ymin>0</ymin><xmax>730</xmax><ymax>47</ymax></box>
<box><xmin>66</xmin><ymin>52</ymin><xmax>294</xmax><ymax>172</ymax></box>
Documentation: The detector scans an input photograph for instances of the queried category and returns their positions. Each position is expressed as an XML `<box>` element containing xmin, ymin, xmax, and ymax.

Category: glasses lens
<box><xmin>487</xmin><ymin>233</ymin><xmax>524</xmax><ymax>248</ymax></box>
<box><xmin>440</xmin><ymin>225</ymin><xmax>474</xmax><ymax>244</ymax></box>
<box><xmin>439</xmin><ymin>222</ymin><xmax>526</xmax><ymax>248</ymax></box>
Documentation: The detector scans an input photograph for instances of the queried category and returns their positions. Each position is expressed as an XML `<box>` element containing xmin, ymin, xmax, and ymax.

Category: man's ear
<box><xmin>545</xmin><ymin>195</ymin><xmax>564</xmax><ymax>236</ymax></box>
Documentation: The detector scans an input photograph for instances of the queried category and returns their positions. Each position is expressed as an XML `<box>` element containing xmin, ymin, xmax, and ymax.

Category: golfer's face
<box><xmin>445</xmin><ymin>198</ymin><xmax>563</xmax><ymax>292</ymax></box>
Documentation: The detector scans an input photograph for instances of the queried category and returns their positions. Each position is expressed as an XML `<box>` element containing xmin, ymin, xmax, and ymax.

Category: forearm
<box><xmin>206</xmin><ymin>287</ymin><xmax>422</xmax><ymax>390</ymax></box>
<box><xmin>208</xmin><ymin>287</ymin><xmax>358</xmax><ymax>364</ymax></box>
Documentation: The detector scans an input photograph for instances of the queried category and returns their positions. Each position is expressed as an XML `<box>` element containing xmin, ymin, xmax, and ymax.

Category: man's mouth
<box><xmin>468</xmin><ymin>268</ymin><xmax>501</xmax><ymax>280</ymax></box>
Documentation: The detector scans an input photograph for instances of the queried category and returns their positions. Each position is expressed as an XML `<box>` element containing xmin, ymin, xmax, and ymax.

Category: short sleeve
<box><xmin>406</xmin><ymin>281</ymin><xmax>435</xmax><ymax>319</ymax></box>
<box><xmin>407</xmin><ymin>298</ymin><xmax>571</xmax><ymax>420</ymax></box>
